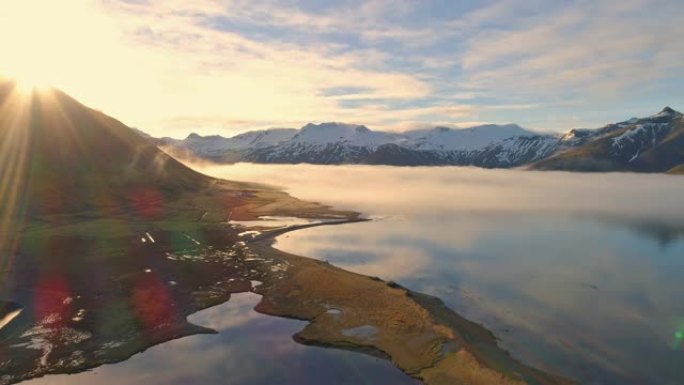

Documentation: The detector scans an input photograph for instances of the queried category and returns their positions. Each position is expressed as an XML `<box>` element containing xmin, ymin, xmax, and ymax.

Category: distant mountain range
<box><xmin>150</xmin><ymin>107</ymin><xmax>684</xmax><ymax>173</ymax></box>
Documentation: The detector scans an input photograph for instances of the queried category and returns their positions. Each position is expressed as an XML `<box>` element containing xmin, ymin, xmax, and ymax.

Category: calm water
<box><xmin>201</xmin><ymin>164</ymin><xmax>684</xmax><ymax>385</ymax></box>
<box><xmin>25</xmin><ymin>164</ymin><xmax>684</xmax><ymax>385</ymax></box>
<box><xmin>26</xmin><ymin>293</ymin><xmax>417</xmax><ymax>385</ymax></box>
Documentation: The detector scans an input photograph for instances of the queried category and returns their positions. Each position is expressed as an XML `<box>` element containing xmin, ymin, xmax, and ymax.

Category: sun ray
<box><xmin>0</xmin><ymin>82</ymin><xmax>33</xmax><ymax>275</ymax></box>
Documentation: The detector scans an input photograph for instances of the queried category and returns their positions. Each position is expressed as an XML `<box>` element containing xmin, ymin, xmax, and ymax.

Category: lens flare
<box><xmin>673</xmin><ymin>324</ymin><xmax>684</xmax><ymax>349</ymax></box>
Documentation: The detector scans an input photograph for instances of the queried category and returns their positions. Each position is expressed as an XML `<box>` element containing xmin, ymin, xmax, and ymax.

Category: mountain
<box><xmin>158</xmin><ymin>128</ymin><xmax>298</xmax><ymax>162</ymax></box>
<box><xmin>532</xmin><ymin>107</ymin><xmax>684</xmax><ymax>172</ymax></box>
<box><xmin>158</xmin><ymin>122</ymin><xmax>559</xmax><ymax>167</ymax></box>
<box><xmin>0</xmin><ymin>80</ymin><xmax>209</xmax><ymax>222</ymax></box>
<box><xmin>153</xmin><ymin>107</ymin><xmax>684</xmax><ymax>174</ymax></box>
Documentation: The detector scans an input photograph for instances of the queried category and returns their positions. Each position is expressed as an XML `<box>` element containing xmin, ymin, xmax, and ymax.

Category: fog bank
<box><xmin>195</xmin><ymin>163</ymin><xmax>684</xmax><ymax>223</ymax></box>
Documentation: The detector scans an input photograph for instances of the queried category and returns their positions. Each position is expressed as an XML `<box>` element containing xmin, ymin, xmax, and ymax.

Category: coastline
<box><xmin>0</xmin><ymin>179</ymin><xmax>574</xmax><ymax>385</ymax></box>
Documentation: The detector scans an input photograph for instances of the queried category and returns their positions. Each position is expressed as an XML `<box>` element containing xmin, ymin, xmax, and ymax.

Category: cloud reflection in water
<box><xmin>26</xmin><ymin>293</ymin><xmax>418</xmax><ymax>385</ymax></box>
<box><xmin>199</xmin><ymin>164</ymin><xmax>684</xmax><ymax>385</ymax></box>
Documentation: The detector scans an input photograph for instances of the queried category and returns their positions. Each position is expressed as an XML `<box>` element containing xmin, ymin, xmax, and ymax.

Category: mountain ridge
<box><xmin>152</xmin><ymin>107</ymin><xmax>684</xmax><ymax>173</ymax></box>
<box><xmin>531</xmin><ymin>107</ymin><xmax>684</xmax><ymax>172</ymax></box>
<box><xmin>157</xmin><ymin>122</ymin><xmax>554</xmax><ymax>167</ymax></box>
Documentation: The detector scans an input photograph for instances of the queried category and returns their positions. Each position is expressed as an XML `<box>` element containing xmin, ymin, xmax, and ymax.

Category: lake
<box><xmin>24</xmin><ymin>164</ymin><xmax>684</xmax><ymax>385</ymax></box>
<box><xmin>202</xmin><ymin>164</ymin><xmax>684</xmax><ymax>385</ymax></box>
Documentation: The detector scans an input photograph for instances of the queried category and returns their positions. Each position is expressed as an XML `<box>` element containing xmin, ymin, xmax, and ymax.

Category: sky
<box><xmin>1</xmin><ymin>0</ymin><xmax>683</xmax><ymax>138</ymax></box>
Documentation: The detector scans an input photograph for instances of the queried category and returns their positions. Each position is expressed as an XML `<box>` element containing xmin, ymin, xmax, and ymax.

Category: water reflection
<box><xmin>229</xmin><ymin>216</ymin><xmax>330</xmax><ymax>228</ymax></box>
<box><xmin>274</xmin><ymin>215</ymin><xmax>684</xmax><ymax>384</ymax></box>
<box><xmin>196</xmin><ymin>164</ymin><xmax>684</xmax><ymax>385</ymax></box>
<box><xmin>26</xmin><ymin>293</ymin><xmax>418</xmax><ymax>385</ymax></box>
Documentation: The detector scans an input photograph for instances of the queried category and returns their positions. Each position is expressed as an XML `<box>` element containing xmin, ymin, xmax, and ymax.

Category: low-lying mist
<box><xmin>194</xmin><ymin>163</ymin><xmax>684</xmax><ymax>225</ymax></box>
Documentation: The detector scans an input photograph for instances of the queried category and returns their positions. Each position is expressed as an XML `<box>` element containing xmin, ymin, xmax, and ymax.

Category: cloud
<box><xmin>201</xmin><ymin>0</ymin><xmax>437</xmax><ymax>45</ymax></box>
<box><xmin>319</xmin><ymin>86</ymin><xmax>375</xmax><ymax>97</ymax></box>
<box><xmin>2</xmin><ymin>0</ymin><xmax>681</xmax><ymax>136</ymax></box>
<box><xmin>460</xmin><ymin>0</ymin><xmax>684</xmax><ymax>99</ymax></box>
<box><xmin>94</xmin><ymin>0</ymin><xmax>446</xmax><ymax>133</ymax></box>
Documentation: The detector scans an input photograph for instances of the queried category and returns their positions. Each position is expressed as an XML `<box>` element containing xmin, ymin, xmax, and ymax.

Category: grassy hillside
<box><xmin>0</xmin><ymin>80</ymin><xmax>210</xmax><ymax>221</ymax></box>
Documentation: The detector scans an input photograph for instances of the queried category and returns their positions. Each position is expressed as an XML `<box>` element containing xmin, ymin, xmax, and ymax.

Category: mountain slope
<box><xmin>0</xmin><ymin>80</ymin><xmax>209</xmax><ymax>220</ymax></box>
<box><xmin>668</xmin><ymin>164</ymin><xmax>684</xmax><ymax>174</ymax></box>
<box><xmin>403</xmin><ymin>124</ymin><xmax>531</xmax><ymax>151</ymax></box>
<box><xmin>532</xmin><ymin>107</ymin><xmax>684</xmax><ymax>172</ymax></box>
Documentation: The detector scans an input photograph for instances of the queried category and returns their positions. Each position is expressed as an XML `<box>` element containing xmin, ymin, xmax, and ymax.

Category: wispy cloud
<box><xmin>1</xmin><ymin>0</ymin><xmax>682</xmax><ymax>136</ymax></box>
<box><xmin>461</xmin><ymin>1</ymin><xmax>684</xmax><ymax>100</ymax></box>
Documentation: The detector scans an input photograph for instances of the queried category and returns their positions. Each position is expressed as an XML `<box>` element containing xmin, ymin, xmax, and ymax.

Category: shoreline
<box><xmin>0</xmin><ymin>180</ymin><xmax>574</xmax><ymax>385</ymax></box>
<box><xmin>249</xmin><ymin>217</ymin><xmax>370</xmax><ymax>243</ymax></box>
<box><xmin>247</xmin><ymin>232</ymin><xmax>576</xmax><ymax>385</ymax></box>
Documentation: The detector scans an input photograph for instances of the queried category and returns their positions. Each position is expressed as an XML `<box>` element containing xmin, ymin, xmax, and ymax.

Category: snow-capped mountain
<box><xmin>533</xmin><ymin>107</ymin><xmax>684</xmax><ymax>172</ymax></box>
<box><xmin>156</xmin><ymin>122</ymin><xmax>559</xmax><ymax>167</ymax></box>
<box><xmin>403</xmin><ymin>124</ymin><xmax>531</xmax><ymax>151</ymax></box>
<box><xmin>151</xmin><ymin>107</ymin><xmax>684</xmax><ymax>172</ymax></box>
<box><xmin>290</xmin><ymin>123</ymin><xmax>400</xmax><ymax>147</ymax></box>
<box><xmin>157</xmin><ymin>128</ymin><xmax>298</xmax><ymax>162</ymax></box>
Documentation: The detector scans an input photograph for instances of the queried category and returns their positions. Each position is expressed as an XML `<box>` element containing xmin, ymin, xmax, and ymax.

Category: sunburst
<box><xmin>13</xmin><ymin>77</ymin><xmax>51</xmax><ymax>96</ymax></box>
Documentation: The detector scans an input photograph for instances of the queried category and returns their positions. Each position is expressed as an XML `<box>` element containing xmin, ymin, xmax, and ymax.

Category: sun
<box><xmin>0</xmin><ymin>0</ymin><xmax>101</xmax><ymax>98</ymax></box>
<box><xmin>12</xmin><ymin>76</ymin><xmax>52</xmax><ymax>95</ymax></box>
<box><xmin>3</xmin><ymin>42</ymin><xmax>61</xmax><ymax>95</ymax></box>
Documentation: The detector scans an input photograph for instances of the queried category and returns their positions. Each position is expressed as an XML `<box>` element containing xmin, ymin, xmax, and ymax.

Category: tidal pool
<box><xmin>198</xmin><ymin>163</ymin><xmax>684</xmax><ymax>385</ymax></box>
